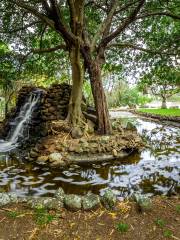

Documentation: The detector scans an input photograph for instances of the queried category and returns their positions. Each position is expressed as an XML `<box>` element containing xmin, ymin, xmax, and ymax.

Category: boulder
<box><xmin>64</xmin><ymin>194</ymin><xmax>82</xmax><ymax>211</ymax></box>
<box><xmin>54</xmin><ymin>187</ymin><xmax>65</xmax><ymax>202</ymax></box>
<box><xmin>133</xmin><ymin>194</ymin><xmax>152</xmax><ymax>212</ymax></box>
<box><xmin>82</xmin><ymin>193</ymin><xmax>100</xmax><ymax>210</ymax></box>
<box><xmin>101</xmin><ymin>189</ymin><xmax>117</xmax><ymax>210</ymax></box>
<box><xmin>27</xmin><ymin>197</ymin><xmax>63</xmax><ymax>210</ymax></box>
<box><xmin>0</xmin><ymin>193</ymin><xmax>18</xmax><ymax>207</ymax></box>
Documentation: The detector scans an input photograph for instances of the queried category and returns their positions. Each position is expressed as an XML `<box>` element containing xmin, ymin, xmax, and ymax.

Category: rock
<box><xmin>71</xmin><ymin>127</ymin><xmax>83</xmax><ymax>139</ymax></box>
<box><xmin>8</xmin><ymin>193</ymin><xmax>18</xmax><ymax>203</ymax></box>
<box><xmin>0</xmin><ymin>193</ymin><xmax>18</xmax><ymax>207</ymax></box>
<box><xmin>101</xmin><ymin>189</ymin><xmax>117</xmax><ymax>210</ymax></box>
<box><xmin>30</xmin><ymin>149</ymin><xmax>39</xmax><ymax>158</ymax></box>
<box><xmin>54</xmin><ymin>187</ymin><xmax>65</xmax><ymax>202</ymax></box>
<box><xmin>37</xmin><ymin>155</ymin><xmax>49</xmax><ymax>163</ymax></box>
<box><xmin>82</xmin><ymin>193</ymin><xmax>100</xmax><ymax>210</ymax></box>
<box><xmin>27</xmin><ymin>197</ymin><xmax>63</xmax><ymax>210</ymax></box>
<box><xmin>74</xmin><ymin>145</ymin><xmax>83</xmax><ymax>154</ymax></box>
<box><xmin>64</xmin><ymin>194</ymin><xmax>82</xmax><ymax>211</ymax></box>
<box><xmin>49</xmin><ymin>152</ymin><xmax>63</xmax><ymax>163</ymax></box>
<box><xmin>112</xmin><ymin>149</ymin><xmax>118</xmax><ymax>157</ymax></box>
<box><xmin>133</xmin><ymin>194</ymin><xmax>152</xmax><ymax>212</ymax></box>
<box><xmin>86</xmin><ymin>120</ymin><xmax>95</xmax><ymax>134</ymax></box>
<box><xmin>126</xmin><ymin>122</ymin><xmax>137</xmax><ymax>131</ymax></box>
<box><xmin>100</xmin><ymin>136</ymin><xmax>110</xmax><ymax>143</ymax></box>
<box><xmin>0</xmin><ymin>193</ymin><xmax>11</xmax><ymax>207</ymax></box>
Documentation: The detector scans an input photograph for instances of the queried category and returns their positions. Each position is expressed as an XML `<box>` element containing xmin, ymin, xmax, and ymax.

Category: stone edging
<box><xmin>131</xmin><ymin>110</ymin><xmax>180</xmax><ymax>123</ymax></box>
<box><xmin>0</xmin><ymin>188</ymin><xmax>117</xmax><ymax>211</ymax></box>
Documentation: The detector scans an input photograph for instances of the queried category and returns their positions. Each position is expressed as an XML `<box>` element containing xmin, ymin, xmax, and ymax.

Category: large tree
<box><xmin>1</xmin><ymin>0</ymin><xmax>179</xmax><ymax>134</ymax></box>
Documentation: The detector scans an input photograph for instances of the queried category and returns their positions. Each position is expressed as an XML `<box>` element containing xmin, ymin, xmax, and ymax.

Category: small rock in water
<box><xmin>54</xmin><ymin>187</ymin><xmax>65</xmax><ymax>202</ymax></box>
<box><xmin>133</xmin><ymin>194</ymin><xmax>152</xmax><ymax>212</ymax></box>
<box><xmin>64</xmin><ymin>194</ymin><xmax>82</xmax><ymax>211</ymax></box>
<box><xmin>126</xmin><ymin>122</ymin><xmax>137</xmax><ymax>131</ymax></box>
<box><xmin>82</xmin><ymin>193</ymin><xmax>100</xmax><ymax>210</ymax></box>
<box><xmin>101</xmin><ymin>189</ymin><xmax>117</xmax><ymax>210</ymax></box>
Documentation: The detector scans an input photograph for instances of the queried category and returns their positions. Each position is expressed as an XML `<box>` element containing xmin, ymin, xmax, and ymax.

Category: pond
<box><xmin>0</xmin><ymin>112</ymin><xmax>179</xmax><ymax>199</ymax></box>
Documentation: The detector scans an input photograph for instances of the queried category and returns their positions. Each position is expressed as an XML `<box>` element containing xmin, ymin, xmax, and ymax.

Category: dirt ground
<box><xmin>0</xmin><ymin>196</ymin><xmax>179</xmax><ymax>240</ymax></box>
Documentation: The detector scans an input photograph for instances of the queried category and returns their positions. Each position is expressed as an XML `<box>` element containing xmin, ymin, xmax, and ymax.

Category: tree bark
<box><xmin>161</xmin><ymin>97</ymin><xmax>167</xmax><ymax>109</ymax></box>
<box><xmin>67</xmin><ymin>45</ymin><xmax>83</xmax><ymax>127</ymax></box>
<box><xmin>87</xmin><ymin>58</ymin><xmax>112</xmax><ymax>135</ymax></box>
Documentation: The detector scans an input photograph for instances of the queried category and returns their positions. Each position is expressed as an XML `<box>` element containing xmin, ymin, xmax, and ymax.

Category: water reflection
<box><xmin>0</xmin><ymin>115</ymin><xmax>179</xmax><ymax>198</ymax></box>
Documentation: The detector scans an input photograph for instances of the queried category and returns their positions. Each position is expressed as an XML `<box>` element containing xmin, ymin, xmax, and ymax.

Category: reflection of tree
<box><xmin>140</xmin><ymin>124</ymin><xmax>178</xmax><ymax>158</ymax></box>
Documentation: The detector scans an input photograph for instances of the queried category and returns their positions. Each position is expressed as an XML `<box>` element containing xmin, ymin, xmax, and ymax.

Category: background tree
<box><xmin>0</xmin><ymin>41</ymin><xmax>20</xmax><ymax>116</ymax></box>
<box><xmin>139</xmin><ymin>64</ymin><xmax>180</xmax><ymax>108</ymax></box>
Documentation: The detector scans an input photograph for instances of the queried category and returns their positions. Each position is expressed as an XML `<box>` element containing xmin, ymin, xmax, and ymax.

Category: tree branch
<box><xmin>0</xmin><ymin>21</ymin><xmax>40</xmax><ymax>34</ymax></box>
<box><xmin>49</xmin><ymin>0</ymin><xmax>76</xmax><ymax>44</ymax></box>
<box><xmin>137</xmin><ymin>11</ymin><xmax>180</xmax><ymax>20</ymax></box>
<box><xmin>99</xmin><ymin>0</ymin><xmax>146</xmax><ymax>49</ymax></box>
<box><xmin>13</xmin><ymin>0</ymin><xmax>55</xmax><ymax>29</ymax></box>
<box><xmin>31</xmin><ymin>44</ymin><xmax>67</xmax><ymax>54</ymax></box>
<box><xmin>108</xmin><ymin>43</ymin><xmax>177</xmax><ymax>56</ymax></box>
<box><xmin>91</xmin><ymin>0</ymin><xmax>118</xmax><ymax>52</ymax></box>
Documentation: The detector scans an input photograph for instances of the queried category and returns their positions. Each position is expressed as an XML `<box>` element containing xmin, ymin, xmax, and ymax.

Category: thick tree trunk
<box><xmin>87</xmin><ymin>59</ymin><xmax>111</xmax><ymax>135</ymax></box>
<box><xmin>161</xmin><ymin>97</ymin><xmax>167</xmax><ymax>109</ymax></box>
<box><xmin>67</xmin><ymin>46</ymin><xmax>83</xmax><ymax>127</ymax></box>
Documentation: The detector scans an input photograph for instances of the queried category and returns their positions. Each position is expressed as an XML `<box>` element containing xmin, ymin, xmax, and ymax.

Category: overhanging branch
<box><xmin>99</xmin><ymin>0</ymin><xmax>146</xmax><ymax>49</ymax></box>
<box><xmin>31</xmin><ymin>44</ymin><xmax>67</xmax><ymax>54</ymax></box>
<box><xmin>108</xmin><ymin>43</ymin><xmax>177</xmax><ymax>56</ymax></box>
<box><xmin>137</xmin><ymin>11</ymin><xmax>180</xmax><ymax>20</ymax></box>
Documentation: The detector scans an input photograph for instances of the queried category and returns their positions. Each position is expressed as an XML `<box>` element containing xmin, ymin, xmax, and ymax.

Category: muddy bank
<box><xmin>0</xmin><ymin>195</ymin><xmax>179</xmax><ymax>240</ymax></box>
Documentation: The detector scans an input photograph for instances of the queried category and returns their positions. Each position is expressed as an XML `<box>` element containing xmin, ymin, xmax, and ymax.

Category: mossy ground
<box><xmin>0</xmin><ymin>196</ymin><xmax>179</xmax><ymax>240</ymax></box>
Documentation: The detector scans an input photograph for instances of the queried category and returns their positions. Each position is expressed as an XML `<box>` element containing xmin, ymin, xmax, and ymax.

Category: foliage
<box><xmin>34</xmin><ymin>207</ymin><xmax>56</xmax><ymax>226</ymax></box>
<box><xmin>138</xmin><ymin>108</ymin><xmax>180</xmax><ymax>117</ymax></box>
<box><xmin>163</xmin><ymin>229</ymin><xmax>173</xmax><ymax>238</ymax></box>
<box><xmin>6</xmin><ymin>211</ymin><xmax>21</xmax><ymax>219</ymax></box>
<box><xmin>175</xmin><ymin>205</ymin><xmax>180</xmax><ymax>214</ymax></box>
<box><xmin>116</xmin><ymin>222</ymin><xmax>129</xmax><ymax>233</ymax></box>
<box><xmin>155</xmin><ymin>218</ymin><xmax>166</xmax><ymax>228</ymax></box>
<box><xmin>138</xmin><ymin>63</ymin><xmax>180</xmax><ymax>101</ymax></box>
<box><xmin>108</xmin><ymin>85</ymin><xmax>152</xmax><ymax>108</ymax></box>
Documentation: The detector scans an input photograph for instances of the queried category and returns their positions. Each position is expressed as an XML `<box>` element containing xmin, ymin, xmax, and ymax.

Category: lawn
<box><xmin>138</xmin><ymin>108</ymin><xmax>180</xmax><ymax>117</ymax></box>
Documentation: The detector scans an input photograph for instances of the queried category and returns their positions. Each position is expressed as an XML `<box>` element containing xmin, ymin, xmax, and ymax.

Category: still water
<box><xmin>0</xmin><ymin>112</ymin><xmax>179</xmax><ymax>198</ymax></box>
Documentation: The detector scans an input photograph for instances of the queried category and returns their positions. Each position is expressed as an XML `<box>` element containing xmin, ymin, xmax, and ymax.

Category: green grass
<box><xmin>175</xmin><ymin>205</ymin><xmax>180</xmax><ymax>214</ymax></box>
<box><xmin>34</xmin><ymin>207</ymin><xmax>56</xmax><ymax>225</ymax></box>
<box><xmin>116</xmin><ymin>222</ymin><xmax>129</xmax><ymax>233</ymax></box>
<box><xmin>6</xmin><ymin>211</ymin><xmax>21</xmax><ymax>219</ymax></box>
<box><xmin>163</xmin><ymin>229</ymin><xmax>173</xmax><ymax>238</ymax></box>
<box><xmin>138</xmin><ymin>108</ymin><xmax>180</xmax><ymax>117</ymax></box>
<box><xmin>155</xmin><ymin>218</ymin><xmax>166</xmax><ymax>228</ymax></box>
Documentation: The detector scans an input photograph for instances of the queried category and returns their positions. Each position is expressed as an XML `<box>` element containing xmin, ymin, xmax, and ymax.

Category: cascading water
<box><xmin>0</xmin><ymin>90</ymin><xmax>42</xmax><ymax>153</ymax></box>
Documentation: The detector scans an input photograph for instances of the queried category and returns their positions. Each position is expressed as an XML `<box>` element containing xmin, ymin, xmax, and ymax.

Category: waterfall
<box><xmin>0</xmin><ymin>90</ymin><xmax>42</xmax><ymax>153</ymax></box>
